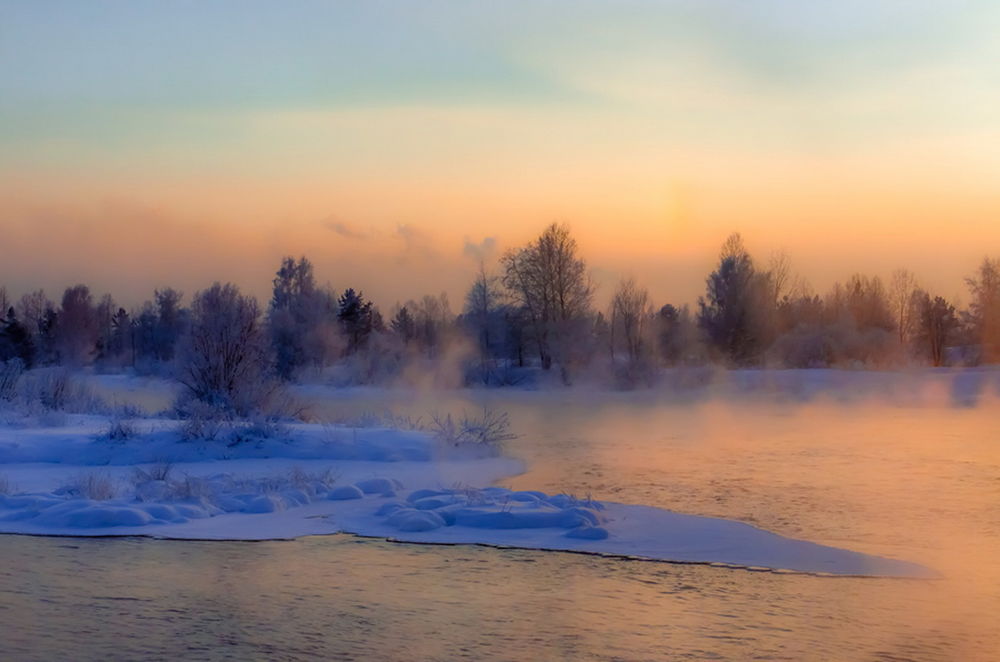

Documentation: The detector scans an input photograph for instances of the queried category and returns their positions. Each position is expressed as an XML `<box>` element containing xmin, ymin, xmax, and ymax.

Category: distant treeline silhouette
<box><xmin>1</xmin><ymin>223</ymin><xmax>998</xmax><ymax>388</ymax></box>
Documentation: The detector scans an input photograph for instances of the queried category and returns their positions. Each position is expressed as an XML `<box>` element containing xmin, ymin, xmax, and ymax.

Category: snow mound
<box><xmin>0</xmin><ymin>479</ymin><xmax>933</xmax><ymax>577</ymax></box>
<box><xmin>0</xmin><ymin>472</ymin><xmax>385</xmax><ymax>530</ymax></box>
<box><xmin>380</xmin><ymin>488</ymin><xmax>606</xmax><ymax>534</ymax></box>
<box><xmin>0</xmin><ymin>416</ymin><xmax>439</xmax><ymax>466</ymax></box>
<box><xmin>386</xmin><ymin>508</ymin><xmax>447</xmax><ymax>532</ymax></box>
<box><xmin>328</xmin><ymin>485</ymin><xmax>364</xmax><ymax>500</ymax></box>
<box><xmin>566</xmin><ymin>525</ymin><xmax>610</xmax><ymax>540</ymax></box>
<box><xmin>0</xmin><ymin>416</ymin><xmax>933</xmax><ymax>577</ymax></box>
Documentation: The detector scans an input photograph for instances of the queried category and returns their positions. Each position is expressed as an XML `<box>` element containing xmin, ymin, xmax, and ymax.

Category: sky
<box><xmin>2</xmin><ymin>0</ymin><xmax>999</xmax><ymax>310</ymax></box>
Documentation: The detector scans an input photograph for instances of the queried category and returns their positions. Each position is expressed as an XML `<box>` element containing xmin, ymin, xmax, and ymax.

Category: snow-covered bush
<box><xmin>178</xmin><ymin>399</ymin><xmax>227</xmax><ymax>441</ymax></box>
<box><xmin>429</xmin><ymin>407</ymin><xmax>517</xmax><ymax>453</ymax></box>
<box><xmin>450</xmin><ymin>483</ymin><xmax>492</xmax><ymax>506</ymax></box>
<box><xmin>286</xmin><ymin>466</ymin><xmax>337</xmax><ymax>492</ymax></box>
<box><xmin>173</xmin><ymin>283</ymin><xmax>308</xmax><ymax>441</ymax></box>
<box><xmin>35</xmin><ymin>368</ymin><xmax>71</xmax><ymax>409</ymax></box>
<box><xmin>0</xmin><ymin>358</ymin><xmax>23</xmax><ymax>401</ymax></box>
<box><xmin>130</xmin><ymin>461</ymin><xmax>173</xmax><ymax>486</ymax></box>
<box><xmin>0</xmin><ymin>365</ymin><xmax>107</xmax><ymax>425</ymax></box>
<box><xmin>224</xmin><ymin>416</ymin><xmax>289</xmax><ymax>446</ymax></box>
<box><xmin>102</xmin><ymin>414</ymin><xmax>138</xmax><ymax>441</ymax></box>
<box><xmin>165</xmin><ymin>474</ymin><xmax>212</xmax><ymax>501</ymax></box>
<box><xmin>178</xmin><ymin>397</ymin><xmax>296</xmax><ymax>445</ymax></box>
<box><xmin>60</xmin><ymin>472</ymin><xmax>117</xmax><ymax>501</ymax></box>
<box><xmin>18</xmin><ymin>367</ymin><xmax>105</xmax><ymax>413</ymax></box>
<box><xmin>332</xmin><ymin>409</ymin><xmax>424</xmax><ymax>430</ymax></box>
<box><xmin>174</xmin><ymin>282</ymin><xmax>280</xmax><ymax>416</ymax></box>
<box><xmin>0</xmin><ymin>473</ymin><xmax>10</xmax><ymax>495</ymax></box>
<box><xmin>110</xmin><ymin>401</ymin><xmax>149</xmax><ymax>419</ymax></box>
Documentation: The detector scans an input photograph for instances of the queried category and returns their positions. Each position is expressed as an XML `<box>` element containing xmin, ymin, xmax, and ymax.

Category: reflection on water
<box><xmin>6</xmin><ymin>372</ymin><xmax>999</xmax><ymax>660</ymax></box>
<box><xmin>0</xmin><ymin>535</ymin><xmax>989</xmax><ymax>661</ymax></box>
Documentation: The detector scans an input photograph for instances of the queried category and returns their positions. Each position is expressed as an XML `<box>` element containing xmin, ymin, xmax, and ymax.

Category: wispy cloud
<box><xmin>321</xmin><ymin>217</ymin><xmax>367</xmax><ymax>239</ymax></box>
<box><xmin>462</xmin><ymin>236</ymin><xmax>497</xmax><ymax>263</ymax></box>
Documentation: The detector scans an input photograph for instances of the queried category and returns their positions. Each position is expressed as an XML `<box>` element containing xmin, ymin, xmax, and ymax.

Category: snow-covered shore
<box><xmin>0</xmin><ymin>415</ymin><xmax>932</xmax><ymax>578</ymax></box>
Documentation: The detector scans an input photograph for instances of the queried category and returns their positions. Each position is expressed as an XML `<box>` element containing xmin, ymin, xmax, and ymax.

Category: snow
<box><xmin>0</xmin><ymin>414</ymin><xmax>933</xmax><ymax>578</ymax></box>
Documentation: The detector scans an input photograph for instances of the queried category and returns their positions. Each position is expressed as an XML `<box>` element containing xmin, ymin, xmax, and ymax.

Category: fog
<box><xmin>78</xmin><ymin>368</ymin><xmax>1000</xmax><ymax>659</ymax></box>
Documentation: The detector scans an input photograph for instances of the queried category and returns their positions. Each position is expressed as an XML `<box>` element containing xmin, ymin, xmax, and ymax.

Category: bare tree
<box><xmin>175</xmin><ymin>283</ymin><xmax>271</xmax><ymax>414</ymax></box>
<box><xmin>913</xmin><ymin>291</ymin><xmax>958</xmax><ymax>366</ymax></box>
<box><xmin>835</xmin><ymin>274</ymin><xmax>894</xmax><ymax>331</ymax></box>
<box><xmin>610</xmin><ymin>277</ymin><xmax>652</xmax><ymax>365</ymax></box>
<box><xmin>501</xmin><ymin>222</ymin><xmax>593</xmax><ymax>375</ymax></box>
<box><xmin>766</xmin><ymin>250</ymin><xmax>792</xmax><ymax>306</ymax></box>
<box><xmin>401</xmin><ymin>293</ymin><xmax>453</xmax><ymax>359</ymax></box>
<box><xmin>16</xmin><ymin>290</ymin><xmax>49</xmax><ymax>338</ymax></box>
<box><xmin>463</xmin><ymin>262</ymin><xmax>502</xmax><ymax>365</ymax></box>
<box><xmin>965</xmin><ymin>256</ymin><xmax>1000</xmax><ymax>362</ymax></box>
<box><xmin>888</xmin><ymin>268</ymin><xmax>919</xmax><ymax>344</ymax></box>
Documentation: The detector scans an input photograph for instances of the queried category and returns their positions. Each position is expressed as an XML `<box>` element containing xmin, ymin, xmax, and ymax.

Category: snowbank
<box><xmin>0</xmin><ymin>416</ymin><xmax>932</xmax><ymax>577</ymax></box>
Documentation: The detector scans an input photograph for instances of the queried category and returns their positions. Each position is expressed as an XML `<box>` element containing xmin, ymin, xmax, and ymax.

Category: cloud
<box><xmin>462</xmin><ymin>236</ymin><xmax>498</xmax><ymax>263</ymax></box>
<box><xmin>321</xmin><ymin>217</ymin><xmax>367</xmax><ymax>239</ymax></box>
<box><xmin>393</xmin><ymin>223</ymin><xmax>438</xmax><ymax>265</ymax></box>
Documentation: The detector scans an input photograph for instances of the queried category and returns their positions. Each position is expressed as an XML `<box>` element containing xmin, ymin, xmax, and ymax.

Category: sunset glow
<box><xmin>3</xmin><ymin>1</ymin><xmax>999</xmax><ymax>306</ymax></box>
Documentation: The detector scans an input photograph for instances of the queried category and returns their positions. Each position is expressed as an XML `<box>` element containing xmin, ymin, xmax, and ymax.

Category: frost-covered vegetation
<box><xmin>427</xmin><ymin>408</ymin><xmax>518</xmax><ymax>454</ymax></box>
<box><xmin>0</xmin><ymin>362</ymin><xmax>121</xmax><ymax>426</ymax></box>
<box><xmin>2</xmin><ymin>226</ymin><xmax>999</xmax><ymax>392</ymax></box>
<box><xmin>0</xmin><ymin>365</ymin><xmax>946</xmax><ymax>576</ymax></box>
<box><xmin>0</xmin><ymin>418</ymin><xmax>931</xmax><ymax>577</ymax></box>
<box><xmin>325</xmin><ymin>407</ymin><xmax>516</xmax><ymax>456</ymax></box>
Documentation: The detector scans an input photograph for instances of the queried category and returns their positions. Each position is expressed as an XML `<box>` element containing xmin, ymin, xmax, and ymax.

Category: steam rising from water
<box><xmin>84</xmin><ymin>367</ymin><xmax>1000</xmax><ymax>658</ymax></box>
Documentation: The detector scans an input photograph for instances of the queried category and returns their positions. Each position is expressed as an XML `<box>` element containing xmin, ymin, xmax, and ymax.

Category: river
<box><xmin>2</xmin><ymin>371</ymin><xmax>998</xmax><ymax>660</ymax></box>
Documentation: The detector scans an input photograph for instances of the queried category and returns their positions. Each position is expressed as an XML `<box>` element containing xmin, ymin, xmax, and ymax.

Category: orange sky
<box><xmin>2</xmin><ymin>2</ymin><xmax>998</xmax><ymax>310</ymax></box>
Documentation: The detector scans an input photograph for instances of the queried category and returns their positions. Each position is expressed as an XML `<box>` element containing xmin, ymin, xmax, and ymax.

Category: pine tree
<box><xmin>0</xmin><ymin>307</ymin><xmax>36</xmax><ymax>367</ymax></box>
<box><xmin>337</xmin><ymin>288</ymin><xmax>375</xmax><ymax>354</ymax></box>
<box><xmin>390</xmin><ymin>306</ymin><xmax>416</xmax><ymax>345</ymax></box>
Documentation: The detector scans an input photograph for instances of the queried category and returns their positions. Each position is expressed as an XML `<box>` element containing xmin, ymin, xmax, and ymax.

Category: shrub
<box><xmin>19</xmin><ymin>368</ymin><xmax>106</xmax><ymax>413</ymax></box>
<box><xmin>0</xmin><ymin>473</ymin><xmax>10</xmax><ymax>495</ymax></box>
<box><xmin>174</xmin><ymin>282</ymin><xmax>274</xmax><ymax>416</ymax></box>
<box><xmin>37</xmin><ymin>368</ymin><xmax>70</xmax><ymax>409</ymax></box>
<box><xmin>224</xmin><ymin>416</ymin><xmax>289</xmax><ymax>447</ymax></box>
<box><xmin>286</xmin><ymin>466</ymin><xmax>337</xmax><ymax>492</ymax></box>
<box><xmin>332</xmin><ymin>409</ymin><xmax>424</xmax><ymax>430</ymax></box>
<box><xmin>102</xmin><ymin>414</ymin><xmax>138</xmax><ymax>442</ymax></box>
<box><xmin>62</xmin><ymin>472</ymin><xmax>117</xmax><ymax>500</ymax></box>
<box><xmin>429</xmin><ymin>406</ymin><xmax>518</xmax><ymax>452</ymax></box>
<box><xmin>178</xmin><ymin>399</ymin><xmax>227</xmax><ymax>441</ymax></box>
<box><xmin>165</xmin><ymin>474</ymin><xmax>212</xmax><ymax>500</ymax></box>
<box><xmin>0</xmin><ymin>359</ymin><xmax>23</xmax><ymax>402</ymax></box>
<box><xmin>130</xmin><ymin>461</ymin><xmax>173</xmax><ymax>486</ymax></box>
<box><xmin>177</xmin><ymin>395</ymin><xmax>299</xmax><ymax>445</ymax></box>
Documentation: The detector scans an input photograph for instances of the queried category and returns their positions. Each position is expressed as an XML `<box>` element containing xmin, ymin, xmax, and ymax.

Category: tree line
<box><xmin>1</xmin><ymin>224</ymin><xmax>998</xmax><ymax>391</ymax></box>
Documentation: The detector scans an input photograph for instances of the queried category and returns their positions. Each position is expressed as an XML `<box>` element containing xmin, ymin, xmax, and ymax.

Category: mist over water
<box><xmin>61</xmin><ymin>369</ymin><xmax>1000</xmax><ymax>659</ymax></box>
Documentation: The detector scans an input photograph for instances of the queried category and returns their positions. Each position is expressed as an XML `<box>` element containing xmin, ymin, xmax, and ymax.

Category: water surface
<box><xmin>5</xmin><ymin>372</ymin><xmax>999</xmax><ymax>660</ymax></box>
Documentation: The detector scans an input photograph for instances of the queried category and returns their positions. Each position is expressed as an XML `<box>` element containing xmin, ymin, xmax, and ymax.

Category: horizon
<box><xmin>0</xmin><ymin>226</ymin><xmax>993</xmax><ymax>314</ymax></box>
